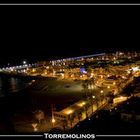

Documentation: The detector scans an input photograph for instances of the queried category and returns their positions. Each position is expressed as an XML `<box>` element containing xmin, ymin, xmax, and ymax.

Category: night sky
<box><xmin>0</xmin><ymin>6</ymin><xmax>140</xmax><ymax>66</ymax></box>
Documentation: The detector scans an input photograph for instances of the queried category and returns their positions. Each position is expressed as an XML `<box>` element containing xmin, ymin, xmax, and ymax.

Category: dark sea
<box><xmin>0</xmin><ymin>76</ymin><xmax>33</xmax><ymax>113</ymax></box>
<box><xmin>0</xmin><ymin>76</ymin><xmax>33</xmax><ymax>133</ymax></box>
<box><xmin>0</xmin><ymin>76</ymin><xmax>31</xmax><ymax>97</ymax></box>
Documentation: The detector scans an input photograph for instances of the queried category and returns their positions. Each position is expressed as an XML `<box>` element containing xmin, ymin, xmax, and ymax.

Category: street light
<box><xmin>23</xmin><ymin>61</ymin><xmax>27</xmax><ymax>65</ymax></box>
<box><xmin>113</xmin><ymin>82</ymin><xmax>116</xmax><ymax>85</ymax></box>
<box><xmin>32</xmin><ymin>123</ymin><xmax>38</xmax><ymax>132</ymax></box>
<box><xmin>51</xmin><ymin>104</ymin><xmax>56</xmax><ymax>127</ymax></box>
<box><xmin>32</xmin><ymin>69</ymin><xmax>35</xmax><ymax>72</ymax></box>
<box><xmin>100</xmin><ymin>90</ymin><xmax>103</xmax><ymax>93</ymax></box>
<box><xmin>52</xmin><ymin>118</ymin><xmax>56</xmax><ymax>123</ymax></box>
<box><xmin>67</xmin><ymin>110</ymin><xmax>73</xmax><ymax>115</ymax></box>
<box><xmin>92</xmin><ymin>96</ymin><xmax>95</xmax><ymax>99</ymax></box>
<box><xmin>120</xmin><ymin>96</ymin><xmax>124</xmax><ymax>100</ymax></box>
<box><xmin>34</xmin><ymin>128</ymin><xmax>38</xmax><ymax>131</ymax></box>
<box><xmin>107</xmin><ymin>86</ymin><xmax>110</xmax><ymax>89</ymax></box>
<box><xmin>82</xmin><ymin>102</ymin><xmax>86</xmax><ymax>105</ymax></box>
<box><xmin>52</xmin><ymin>117</ymin><xmax>56</xmax><ymax>127</ymax></box>
<box><xmin>78</xmin><ymin>102</ymin><xmax>86</xmax><ymax>107</ymax></box>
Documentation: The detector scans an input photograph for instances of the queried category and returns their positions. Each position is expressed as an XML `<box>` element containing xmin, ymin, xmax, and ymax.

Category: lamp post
<box><xmin>23</xmin><ymin>61</ymin><xmax>27</xmax><ymax>65</ymax></box>
<box><xmin>51</xmin><ymin>104</ymin><xmax>55</xmax><ymax>127</ymax></box>
<box><xmin>66</xmin><ymin>110</ymin><xmax>73</xmax><ymax>128</ymax></box>
<box><xmin>52</xmin><ymin>118</ymin><xmax>55</xmax><ymax>127</ymax></box>
<box><xmin>100</xmin><ymin>90</ymin><xmax>104</xmax><ymax>94</ymax></box>
<box><xmin>32</xmin><ymin>123</ymin><xmax>38</xmax><ymax>132</ymax></box>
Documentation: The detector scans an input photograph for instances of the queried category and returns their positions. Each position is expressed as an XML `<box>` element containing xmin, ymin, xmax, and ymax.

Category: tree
<box><xmin>87</xmin><ymin>66</ymin><xmax>92</xmax><ymax>77</ymax></box>
<box><xmin>62</xmin><ymin>120</ymin><xmax>67</xmax><ymax>131</ymax></box>
<box><xmin>88</xmin><ymin>78</ymin><xmax>95</xmax><ymax>90</ymax></box>
<box><xmin>69</xmin><ymin>115</ymin><xmax>74</xmax><ymax>128</ymax></box>
<box><xmin>85</xmin><ymin>107</ymin><xmax>88</xmax><ymax>118</ymax></box>
<box><xmin>82</xmin><ymin>80</ymin><xmax>89</xmax><ymax>97</ymax></box>
<box><xmin>78</xmin><ymin>112</ymin><xmax>82</xmax><ymax>122</ymax></box>
<box><xmin>82</xmin><ymin>78</ymin><xmax>95</xmax><ymax>98</ymax></box>
<box><xmin>107</xmin><ymin>92</ymin><xmax>115</xmax><ymax>104</ymax></box>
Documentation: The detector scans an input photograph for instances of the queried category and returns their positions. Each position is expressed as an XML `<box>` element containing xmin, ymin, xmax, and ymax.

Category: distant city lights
<box><xmin>67</xmin><ymin>110</ymin><xmax>73</xmax><ymax>115</ymax></box>
<box><xmin>23</xmin><ymin>61</ymin><xmax>27</xmax><ymax>64</ymax></box>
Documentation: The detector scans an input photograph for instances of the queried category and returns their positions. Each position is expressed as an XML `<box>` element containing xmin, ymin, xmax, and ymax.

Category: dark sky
<box><xmin>0</xmin><ymin>6</ymin><xmax>140</xmax><ymax>66</ymax></box>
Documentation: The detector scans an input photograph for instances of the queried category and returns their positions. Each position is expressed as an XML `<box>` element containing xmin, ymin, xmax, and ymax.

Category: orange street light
<box><xmin>67</xmin><ymin>110</ymin><xmax>73</xmax><ymax>115</ymax></box>
<box><xmin>100</xmin><ymin>90</ymin><xmax>103</xmax><ymax>93</ymax></box>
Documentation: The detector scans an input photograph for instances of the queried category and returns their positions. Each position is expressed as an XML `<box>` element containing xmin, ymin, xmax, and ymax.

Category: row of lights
<box><xmin>52</xmin><ymin>96</ymin><xmax>97</xmax><ymax>126</ymax></box>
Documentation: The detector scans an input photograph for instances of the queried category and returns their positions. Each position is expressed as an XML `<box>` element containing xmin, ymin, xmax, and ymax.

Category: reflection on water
<box><xmin>0</xmin><ymin>77</ymin><xmax>31</xmax><ymax>97</ymax></box>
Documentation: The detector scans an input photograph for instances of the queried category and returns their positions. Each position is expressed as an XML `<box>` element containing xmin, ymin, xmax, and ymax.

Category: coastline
<box><xmin>0</xmin><ymin>72</ymin><xmax>57</xmax><ymax>80</ymax></box>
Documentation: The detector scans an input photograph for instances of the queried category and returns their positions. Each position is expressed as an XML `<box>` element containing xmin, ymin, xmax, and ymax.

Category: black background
<box><xmin>1</xmin><ymin>0</ymin><xmax>140</xmax><ymax>3</ymax></box>
<box><xmin>0</xmin><ymin>5</ymin><xmax>140</xmax><ymax>66</ymax></box>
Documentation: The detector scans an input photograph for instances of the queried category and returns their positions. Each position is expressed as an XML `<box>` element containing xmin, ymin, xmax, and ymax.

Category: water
<box><xmin>0</xmin><ymin>76</ymin><xmax>31</xmax><ymax>97</ymax></box>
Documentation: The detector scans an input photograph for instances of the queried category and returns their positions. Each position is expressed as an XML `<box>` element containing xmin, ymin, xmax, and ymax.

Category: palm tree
<box><xmin>89</xmin><ymin>78</ymin><xmax>95</xmax><ymax>90</ymax></box>
<box><xmin>62</xmin><ymin>120</ymin><xmax>67</xmax><ymax>131</ymax></box>
<box><xmin>90</xmin><ymin>99</ymin><xmax>94</xmax><ymax>114</ymax></box>
<box><xmin>69</xmin><ymin>115</ymin><xmax>74</xmax><ymax>128</ymax></box>
<box><xmin>84</xmin><ymin>105</ymin><xmax>89</xmax><ymax>119</ymax></box>
<box><xmin>82</xmin><ymin>80</ymin><xmax>89</xmax><ymax>97</ymax></box>
<box><xmin>78</xmin><ymin>112</ymin><xmax>82</xmax><ymax>122</ymax></box>
<box><xmin>107</xmin><ymin>92</ymin><xmax>115</xmax><ymax>104</ymax></box>
<box><xmin>87</xmin><ymin>66</ymin><xmax>92</xmax><ymax>78</ymax></box>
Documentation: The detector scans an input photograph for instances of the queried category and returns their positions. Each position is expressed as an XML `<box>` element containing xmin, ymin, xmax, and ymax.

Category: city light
<box><xmin>92</xmin><ymin>96</ymin><xmax>95</xmax><ymax>98</ymax></box>
<box><xmin>100</xmin><ymin>90</ymin><xmax>103</xmax><ymax>93</ymax></box>
<box><xmin>61</xmin><ymin>73</ymin><xmax>64</xmax><ymax>78</ymax></box>
<box><xmin>23</xmin><ymin>61</ymin><xmax>27</xmax><ymax>64</ymax></box>
<box><xmin>0</xmin><ymin>51</ymin><xmax>139</xmax><ymax>132</ymax></box>
<box><xmin>101</xmin><ymin>75</ymin><xmax>103</xmax><ymax>78</ymax></box>
<box><xmin>52</xmin><ymin>118</ymin><xmax>56</xmax><ymax>123</ymax></box>
<box><xmin>120</xmin><ymin>96</ymin><xmax>124</xmax><ymax>100</ymax></box>
<box><xmin>32</xmin><ymin>123</ymin><xmax>38</xmax><ymax>132</ymax></box>
<box><xmin>122</xmin><ymin>76</ymin><xmax>125</xmax><ymax>79</ymax></box>
<box><xmin>131</xmin><ymin>67</ymin><xmax>139</xmax><ymax>72</ymax></box>
<box><xmin>32</xmin><ymin>69</ymin><xmax>35</xmax><ymax>72</ymax></box>
<box><xmin>113</xmin><ymin>82</ymin><xmax>116</xmax><ymax>85</ymax></box>
<box><xmin>90</xmin><ymin>73</ymin><xmax>94</xmax><ymax>78</ymax></box>
<box><xmin>67</xmin><ymin>110</ymin><xmax>73</xmax><ymax>114</ymax></box>
<box><xmin>82</xmin><ymin>102</ymin><xmax>86</xmax><ymax>105</ymax></box>
<box><xmin>34</xmin><ymin>128</ymin><xmax>38</xmax><ymax>132</ymax></box>
<box><xmin>113</xmin><ymin>96</ymin><xmax>127</xmax><ymax>104</ymax></box>
<box><xmin>78</xmin><ymin>101</ymin><xmax>86</xmax><ymax>107</ymax></box>
<box><xmin>107</xmin><ymin>86</ymin><xmax>110</xmax><ymax>89</ymax></box>
<box><xmin>127</xmin><ymin>70</ymin><xmax>131</xmax><ymax>74</ymax></box>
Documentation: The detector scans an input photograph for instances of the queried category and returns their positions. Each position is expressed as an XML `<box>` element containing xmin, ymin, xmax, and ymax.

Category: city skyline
<box><xmin>0</xmin><ymin>39</ymin><xmax>139</xmax><ymax>65</ymax></box>
<box><xmin>0</xmin><ymin>51</ymin><xmax>140</xmax><ymax>134</ymax></box>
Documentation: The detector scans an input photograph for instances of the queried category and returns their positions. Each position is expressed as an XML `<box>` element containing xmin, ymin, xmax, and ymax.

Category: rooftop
<box><xmin>58</xmin><ymin>98</ymin><xmax>94</xmax><ymax>115</ymax></box>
